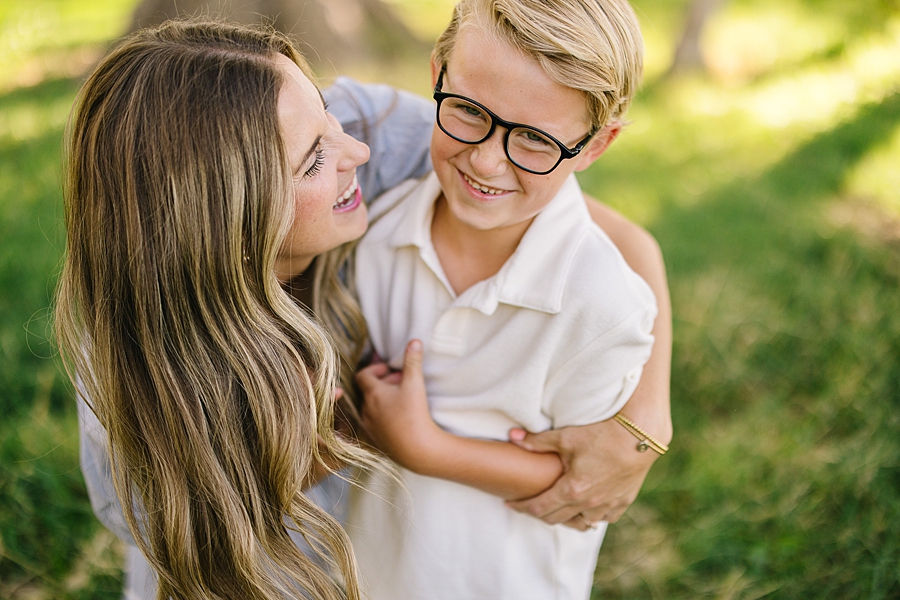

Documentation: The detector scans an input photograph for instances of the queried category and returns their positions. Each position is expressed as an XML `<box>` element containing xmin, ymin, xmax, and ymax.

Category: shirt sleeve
<box><xmin>545</xmin><ymin>306</ymin><xmax>657</xmax><ymax>428</ymax></box>
<box><xmin>77</xmin><ymin>385</ymin><xmax>138</xmax><ymax>546</ymax></box>
<box><xmin>78</xmin><ymin>380</ymin><xmax>351</xmax><ymax>551</ymax></box>
<box><xmin>323</xmin><ymin>77</ymin><xmax>433</xmax><ymax>204</ymax></box>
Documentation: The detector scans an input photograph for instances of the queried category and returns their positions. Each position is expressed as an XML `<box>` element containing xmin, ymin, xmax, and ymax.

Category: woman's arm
<box><xmin>585</xmin><ymin>196</ymin><xmax>672</xmax><ymax>443</ymax></box>
<box><xmin>506</xmin><ymin>195</ymin><xmax>672</xmax><ymax>529</ymax></box>
<box><xmin>356</xmin><ymin>341</ymin><xmax>564</xmax><ymax>501</ymax></box>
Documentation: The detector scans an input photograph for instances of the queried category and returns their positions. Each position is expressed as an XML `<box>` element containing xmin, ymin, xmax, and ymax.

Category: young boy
<box><xmin>348</xmin><ymin>1</ymin><xmax>657</xmax><ymax>598</ymax></box>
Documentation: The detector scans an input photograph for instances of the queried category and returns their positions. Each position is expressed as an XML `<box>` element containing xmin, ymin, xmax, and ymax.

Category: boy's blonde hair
<box><xmin>433</xmin><ymin>0</ymin><xmax>644</xmax><ymax>131</ymax></box>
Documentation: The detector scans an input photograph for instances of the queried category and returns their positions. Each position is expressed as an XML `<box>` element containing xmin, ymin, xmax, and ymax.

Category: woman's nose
<box><xmin>338</xmin><ymin>132</ymin><xmax>370</xmax><ymax>171</ymax></box>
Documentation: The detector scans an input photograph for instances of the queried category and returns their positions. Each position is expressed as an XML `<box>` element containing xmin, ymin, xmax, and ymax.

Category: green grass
<box><xmin>583</xmin><ymin>4</ymin><xmax>900</xmax><ymax>595</ymax></box>
<box><xmin>591</xmin><ymin>90</ymin><xmax>900</xmax><ymax>599</ymax></box>
<box><xmin>0</xmin><ymin>74</ymin><xmax>126</xmax><ymax>598</ymax></box>
<box><xmin>0</xmin><ymin>1</ymin><xmax>136</xmax><ymax>596</ymax></box>
<box><xmin>1</xmin><ymin>0</ymin><xmax>899</xmax><ymax>598</ymax></box>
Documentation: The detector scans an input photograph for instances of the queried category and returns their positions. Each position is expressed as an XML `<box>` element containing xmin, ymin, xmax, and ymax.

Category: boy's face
<box><xmin>430</xmin><ymin>25</ymin><xmax>616</xmax><ymax>235</ymax></box>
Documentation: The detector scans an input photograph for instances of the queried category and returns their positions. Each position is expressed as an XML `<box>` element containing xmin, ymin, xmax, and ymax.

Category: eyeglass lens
<box><xmin>438</xmin><ymin>97</ymin><xmax>562</xmax><ymax>174</ymax></box>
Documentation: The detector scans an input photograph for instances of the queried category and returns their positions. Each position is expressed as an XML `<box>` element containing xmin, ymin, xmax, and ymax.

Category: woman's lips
<box><xmin>334</xmin><ymin>175</ymin><xmax>362</xmax><ymax>213</ymax></box>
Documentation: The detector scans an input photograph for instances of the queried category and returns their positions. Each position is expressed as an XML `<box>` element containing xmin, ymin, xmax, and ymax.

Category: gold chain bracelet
<box><xmin>613</xmin><ymin>413</ymin><xmax>669</xmax><ymax>455</ymax></box>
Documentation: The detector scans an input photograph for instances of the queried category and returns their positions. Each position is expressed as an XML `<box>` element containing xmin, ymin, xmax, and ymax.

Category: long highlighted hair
<box><xmin>56</xmin><ymin>20</ymin><xmax>378</xmax><ymax>600</ymax></box>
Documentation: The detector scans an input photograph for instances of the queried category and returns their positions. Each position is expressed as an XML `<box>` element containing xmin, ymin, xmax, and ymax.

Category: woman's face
<box><xmin>274</xmin><ymin>54</ymin><xmax>370</xmax><ymax>281</ymax></box>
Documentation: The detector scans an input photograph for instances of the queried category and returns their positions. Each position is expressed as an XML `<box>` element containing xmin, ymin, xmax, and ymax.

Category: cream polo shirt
<box><xmin>348</xmin><ymin>172</ymin><xmax>657</xmax><ymax>600</ymax></box>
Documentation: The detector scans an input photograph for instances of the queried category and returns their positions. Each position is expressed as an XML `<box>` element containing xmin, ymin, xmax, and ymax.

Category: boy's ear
<box><xmin>430</xmin><ymin>52</ymin><xmax>441</xmax><ymax>89</ymax></box>
<box><xmin>573</xmin><ymin>122</ymin><xmax>622</xmax><ymax>172</ymax></box>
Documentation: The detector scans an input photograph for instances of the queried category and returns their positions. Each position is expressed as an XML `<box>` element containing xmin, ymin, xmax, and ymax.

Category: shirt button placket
<box><xmin>429</xmin><ymin>308</ymin><xmax>469</xmax><ymax>357</ymax></box>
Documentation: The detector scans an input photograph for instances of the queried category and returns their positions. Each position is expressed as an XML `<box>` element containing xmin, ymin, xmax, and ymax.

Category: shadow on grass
<box><xmin>601</xmin><ymin>91</ymin><xmax>900</xmax><ymax>599</ymax></box>
<box><xmin>0</xmin><ymin>77</ymin><xmax>82</xmax><ymax>112</ymax></box>
<box><xmin>654</xmin><ymin>91</ymin><xmax>900</xmax><ymax>275</ymax></box>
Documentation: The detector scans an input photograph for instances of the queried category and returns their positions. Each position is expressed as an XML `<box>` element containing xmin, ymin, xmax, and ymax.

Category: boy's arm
<box><xmin>356</xmin><ymin>341</ymin><xmax>564</xmax><ymax>501</ymax></box>
<box><xmin>507</xmin><ymin>196</ymin><xmax>672</xmax><ymax>529</ymax></box>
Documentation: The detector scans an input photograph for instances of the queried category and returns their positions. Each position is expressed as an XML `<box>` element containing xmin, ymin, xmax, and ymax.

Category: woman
<box><xmin>63</xmin><ymin>18</ymin><xmax>672</xmax><ymax>600</ymax></box>
<box><xmin>57</xmin><ymin>20</ymin><xmax>385</xmax><ymax>600</ymax></box>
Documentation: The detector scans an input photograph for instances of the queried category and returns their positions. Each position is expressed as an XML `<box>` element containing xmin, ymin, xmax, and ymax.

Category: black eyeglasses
<box><xmin>432</xmin><ymin>68</ymin><xmax>596</xmax><ymax>175</ymax></box>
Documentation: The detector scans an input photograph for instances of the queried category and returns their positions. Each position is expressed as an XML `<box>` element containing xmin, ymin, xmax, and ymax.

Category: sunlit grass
<box><xmin>383</xmin><ymin>0</ymin><xmax>456</xmax><ymax>40</ymax></box>
<box><xmin>738</xmin><ymin>18</ymin><xmax>900</xmax><ymax>126</ymax></box>
<box><xmin>0</xmin><ymin>88</ymin><xmax>75</xmax><ymax>143</ymax></box>
<box><xmin>705</xmin><ymin>3</ymin><xmax>845</xmax><ymax>84</ymax></box>
<box><xmin>0</xmin><ymin>0</ymin><xmax>137</xmax><ymax>91</ymax></box>
<box><xmin>845</xmin><ymin>123</ymin><xmax>900</xmax><ymax>216</ymax></box>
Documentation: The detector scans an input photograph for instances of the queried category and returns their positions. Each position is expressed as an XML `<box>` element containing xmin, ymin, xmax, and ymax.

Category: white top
<box><xmin>348</xmin><ymin>172</ymin><xmax>657</xmax><ymax>600</ymax></box>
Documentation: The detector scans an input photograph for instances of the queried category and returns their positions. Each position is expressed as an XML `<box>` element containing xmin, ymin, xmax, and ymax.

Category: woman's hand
<box><xmin>355</xmin><ymin>340</ymin><xmax>442</xmax><ymax>470</ymax></box>
<box><xmin>506</xmin><ymin>413</ymin><xmax>667</xmax><ymax>530</ymax></box>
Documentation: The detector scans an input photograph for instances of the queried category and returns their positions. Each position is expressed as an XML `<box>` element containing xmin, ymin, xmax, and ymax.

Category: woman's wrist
<box><xmin>619</xmin><ymin>399</ymin><xmax>672</xmax><ymax>446</ymax></box>
<box><xmin>613</xmin><ymin>412</ymin><xmax>669</xmax><ymax>455</ymax></box>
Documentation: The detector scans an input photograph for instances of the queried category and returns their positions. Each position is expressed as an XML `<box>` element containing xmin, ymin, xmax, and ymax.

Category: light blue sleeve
<box><xmin>77</xmin><ymin>388</ymin><xmax>138</xmax><ymax>545</ymax></box>
<box><xmin>323</xmin><ymin>77</ymin><xmax>434</xmax><ymax>202</ymax></box>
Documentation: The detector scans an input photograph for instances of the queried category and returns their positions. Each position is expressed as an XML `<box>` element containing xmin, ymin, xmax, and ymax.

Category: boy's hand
<box><xmin>506</xmin><ymin>419</ymin><xmax>658</xmax><ymax>530</ymax></box>
<box><xmin>355</xmin><ymin>340</ymin><xmax>442</xmax><ymax>470</ymax></box>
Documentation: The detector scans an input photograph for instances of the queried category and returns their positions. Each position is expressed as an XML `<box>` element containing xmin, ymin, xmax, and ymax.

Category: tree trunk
<box><xmin>666</xmin><ymin>0</ymin><xmax>726</xmax><ymax>77</ymax></box>
<box><xmin>128</xmin><ymin>0</ymin><xmax>429</xmax><ymax>69</ymax></box>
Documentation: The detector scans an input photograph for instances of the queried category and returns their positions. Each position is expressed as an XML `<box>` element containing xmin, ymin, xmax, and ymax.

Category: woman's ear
<box><xmin>573</xmin><ymin>122</ymin><xmax>622</xmax><ymax>172</ymax></box>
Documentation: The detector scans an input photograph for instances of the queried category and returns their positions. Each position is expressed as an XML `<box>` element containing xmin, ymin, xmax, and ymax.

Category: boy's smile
<box><xmin>429</xmin><ymin>24</ymin><xmax>608</xmax><ymax>242</ymax></box>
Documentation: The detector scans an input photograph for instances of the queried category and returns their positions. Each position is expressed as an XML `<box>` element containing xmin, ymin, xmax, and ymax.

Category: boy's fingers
<box><xmin>382</xmin><ymin>371</ymin><xmax>403</xmax><ymax>385</ymax></box>
<box><xmin>357</xmin><ymin>362</ymin><xmax>391</xmax><ymax>381</ymax></box>
<box><xmin>508</xmin><ymin>427</ymin><xmax>563</xmax><ymax>454</ymax></box>
<box><xmin>355</xmin><ymin>363</ymin><xmax>390</xmax><ymax>392</ymax></box>
<box><xmin>401</xmin><ymin>340</ymin><xmax>424</xmax><ymax>385</ymax></box>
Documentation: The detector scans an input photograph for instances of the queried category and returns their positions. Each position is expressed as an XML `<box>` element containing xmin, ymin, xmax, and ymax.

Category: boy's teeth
<box><xmin>464</xmin><ymin>173</ymin><xmax>505</xmax><ymax>195</ymax></box>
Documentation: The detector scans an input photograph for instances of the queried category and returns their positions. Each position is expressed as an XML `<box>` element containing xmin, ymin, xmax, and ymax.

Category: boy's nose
<box><xmin>468</xmin><ymin>128</ymin><xmax>509</xmax><ymax>178</ymax></box>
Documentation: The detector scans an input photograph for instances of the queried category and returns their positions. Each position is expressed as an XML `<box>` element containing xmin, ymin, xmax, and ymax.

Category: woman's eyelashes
<box><xmin>298</xmin><ymin>107</ymin><xmax>333</xmax><ymax>180</ymax></box>
<box><xmin>304</xmin><ymin>147</ymin><xmax>325</xmax><ymax>178</ymax></box>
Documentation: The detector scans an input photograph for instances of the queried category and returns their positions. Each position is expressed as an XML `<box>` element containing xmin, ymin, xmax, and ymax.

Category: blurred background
<box><xmin>1</xmin><ymin>0</ymin><xmax>898</xmax><ymax>597</ymax></box>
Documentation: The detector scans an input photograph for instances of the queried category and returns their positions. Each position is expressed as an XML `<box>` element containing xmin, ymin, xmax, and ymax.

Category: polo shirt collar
<box><xmin>389</xmin><ymin>171</ymin><xmax>590</xmax><ymax>316</ymax></box>
<box><xmin>388</xmin><ymin>172</ymin><xmax>442</xmax><ymax>250</ymax></box>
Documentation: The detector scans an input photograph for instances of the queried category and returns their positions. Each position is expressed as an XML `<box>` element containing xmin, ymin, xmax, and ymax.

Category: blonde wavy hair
<box><xmin>433</xmin><ymin>0</ymin><xmax>644</xmax><ymax>130</ymax></box>
<box><xmin>56</xmin><ymin>20</ymin><xmax>380</xmax><ymax>600</ymax></box>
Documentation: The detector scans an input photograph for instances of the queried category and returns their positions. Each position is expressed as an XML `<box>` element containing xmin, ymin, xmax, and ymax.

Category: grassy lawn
<box><xmin>0</xmin><ymin>0</ymin><xmax>898</xmax><ymax>598</ymax></box>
